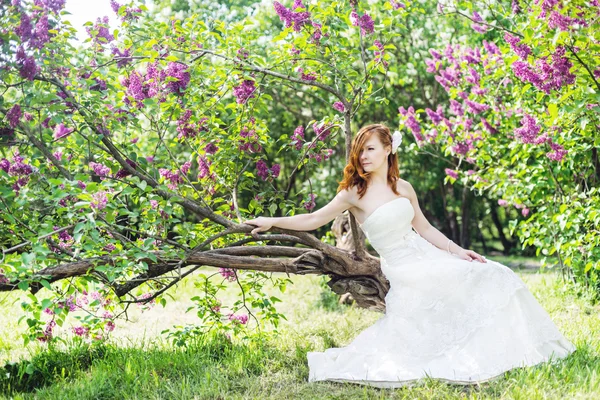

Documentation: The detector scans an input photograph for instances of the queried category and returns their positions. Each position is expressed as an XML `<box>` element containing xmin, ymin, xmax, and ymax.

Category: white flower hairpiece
<box><xmin>391</xmin><ymin>130</ymin><xmax>403</xmax><ymax>154</ymax></box>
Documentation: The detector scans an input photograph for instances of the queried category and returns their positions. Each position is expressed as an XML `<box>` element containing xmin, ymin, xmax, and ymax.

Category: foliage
<box><xmin>400</xmin><ymin>0</ymin><xmax>600</xmax><ymax>295</ymax></box>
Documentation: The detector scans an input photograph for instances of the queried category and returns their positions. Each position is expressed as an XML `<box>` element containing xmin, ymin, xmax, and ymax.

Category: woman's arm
<box><xmin>243</xmin><ymin>190</ymin><xmax>353</xmax><ymax>234</ymax></box>
<box><xmin>402</xmin><ymin>181</ymin><xmax>486</xmax><ymax>263</ymax></box>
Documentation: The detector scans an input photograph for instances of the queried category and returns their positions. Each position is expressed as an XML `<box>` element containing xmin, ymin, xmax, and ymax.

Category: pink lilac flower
<box><xmin>512</xmin><ymin>0</ymin><xmax>521</xmax><ymax>14</ymax></box>
<box><xmin>72</xmin><ymin>326</ymin><xmax>89</xmax><ymax>337</ymax></box>
<box><xmin>90</xmin><ymin>162</ymin><xmax>110</xmax><ymax>178</ymax></box>
<box><xmin>150</xmin><ymin>200</ymin><xmax>158</xmax><ymax>209</ymax></box>
<box><xmin>233</xmin><ymin>80</ymin><xmax>257</xmax><ymax>104</ymax></box>
<box><xmin>304</xmin><ymin>193</ymin><xmax>316</xmax><ymax>210</ymax></box>
<box><xmin>180</xmin><ymin>161</ymin><xmax>191</xmax><ymax>175</ymax></box>
<box><xmin>498</xmin><ymin>199</ymin><xmax>508</xmax><ymax>206</ymax></box>
<box><xmin>91</xmin><ymin>191</ymin><xmax>108</xmax><ymax>210</ymax></box>
<box><xmin>219</xmin><ymin>268</ymin><xmax>237</xmax><ymax>281</ymax></box>
<box><xmin>390</xmin><ymin>1</ymin><xmax>405</xmax><ymax>9</ymax></box>
<box><xmin>38</xmin><ymin>320</ymin><xmax>56</xmax><ymax>342</ymax></box>
<box><xmin>0</xmin><ymin>268</ymin><xmax>9</xmax><ymax>285</ymax></box>
<box><xmin>333</xmin><ymin>101</ymin><xmax>345</xmax><ymax>113</ymax></box>
<box><xmin>445</xmin><ymin>168</ymin><xmax>459</xmax><ymax>179</ymax></box>
<box><xmin>228</xmin><ymin>313</ymin><xmax>249</xmax><ymax>324</ymax></box>
<box><xmin>159</xmin><ymin>168</ymin><xmax>184</xmax><ymax>189</ymax></box>
<box><xmin>521</xmin><ymin>208</ymin><xmax>530</xmax><ymax>217</ymax></box>
<box><xmin>6</xmin><ymin>105</ymin><xmax>22</xmax><ymax>128</ymax></box>
<box><xmin>53</xmin><ymin>123</ymin><xmax>73</xmax><ymax>140</ymax></box>
<box><xmin>373</xmin><ymin>40</ymin><xmax>387</xmax><ymax>66</ymax></box>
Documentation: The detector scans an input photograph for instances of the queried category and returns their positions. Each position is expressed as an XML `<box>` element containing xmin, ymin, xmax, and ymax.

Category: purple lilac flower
<box><xmin>114</xmin><ymin>159</ymin><xmax>137</xmax><ymax>179</ymax></box>
<box><xmin>445</xmin><ymin>168</ymin><xmax>459</xmax><ymax>179</ymax></box>
<box><xmin>481</xmin><ymin>117</ymin><xmax>498</xmax><ymax>134</ymax></box>
<box><xmin>15</xmin><ymin>46</ymin><xmax>38</xmax><ymax>80</ymax></box>
<box><xmin>38</xmin><ymin>0</ymin><xmax>66</xmax><ymax>14</ymax></box>
<box><xmin>291</xmin><ymin>125</ymin><xmax>305</xmax><ymax>150</ymax></box>
<box><xmin>390</xmin><ymin>1</ymin><xmax>406</xmax><ymax>9</ymax></box>
<box><xmin>514</xmin><ymin>114</ymin><xmax>541</xmax><ymax>144</ymax></box>
<box><xmin>233</xmin><ymin>80</ymin><xmax>257</xmax><ymax>104</ymax></box>
<box><xmin>165</xmin><ymin>62</ymin><xmax>190</xmax><ymax>94</ymax></box>
<box><xmin>546</xmin><ymin>142</ymin><xmax>567</xmax><ymax>161</ymax></box>
<box><xmin>313</xmin><ymin>122</ymin><xmax>332</xmax><ymax>141</ymax></box>
<box><xmin>271</xmin><ymin>164</ymin><xmax>280</xmax><ymax>178</ymax></box>
<box><xmin>198</xmin><ymin>156</ymin><xmax>210</xmax><ymax>179</ymax></box>
<box><xmin>449</xmin><ymin>100</ymin><xmax>464</xmax><ymax>116</ymax></box>
<box><xmin>466</xmin><ymin>67</ymin><xmax>480</xmax><ymax>85</ymax></box>
<box><xmin>90</xmin><ymin>162</ymin><xmax>110</xmax><ymax>178</ymax></box>
<box><xmin>15</xmin><ymin>12</ymin><xmax>33</xmax><ymax>42</ymax></box>
<box><xmin>273</xmin><ymin>1</ymin><xmax>310</xmax><ymax>32</ymax></box>
<box><xmin>298</xmin><ymin>67</ymin><xmax>317</xmax><ymax>81</ymax></box>
<box><xmin>86</xmin><ymin>16</ymin><xmax>114</xmax><ymax>44</ymax></box>
<box><xmin>482</xmin><ymin>40</ymin><xmax>501</xmax><ymax>56</ymax></box>
<box><xmin>425</xmin><ymin>106</ymin><xmax>444</xmax><ymax>125</ymax></box>
<box><xmin>504</xmin><ymin>33</ymin><xmax>531</xmax><ymax>60</ymax></box>
<box><xmin>0</xmin><ymin>159</ymin><xmax>10</xmax><ymax>173</ymax></box>
<box><xmin>465</xmin><ymin>99</ymin><xmax>489</xmax><ymax>114</ymax></box>
<box><xmin>256</xmin><ymin>160</ymin><xmax>269</xmax><ymax>180</ymax></box>
<box><xmin>204</xmin><ymin>142</ymin><xmax>218</xmax><ymax>154</ymax></box>
<box><xmin>311</xmin><ymin>21</ymin><xmax>322</xmax><ymax>43</ymax></box>
<box><xmin>111</xmin><ymin>47</ymin><xmax>132</xmax><ymax>68</ymax></box>
<box><xmin>399</xmin><ymin>106</ymin><xmax>423</xmax><ymax>142</ymax></box>
<box><xmin>358</xmin><ymin>13</ymin><xmax>375</xmax><ymax>35</ymax></box>
<box><xmin>6</xmin><ymin>105</ymin><xmax>22</xmax><ymax>128</ymax></box>
<box><xmin>31</xmin><ymin>12</ymin><xmax>50</xmax><ymax>49</ymax></box>
<box><xmin>53</xmin><ymin>123</ymin><xmax>74</xmax><ymax>140</ymax></box>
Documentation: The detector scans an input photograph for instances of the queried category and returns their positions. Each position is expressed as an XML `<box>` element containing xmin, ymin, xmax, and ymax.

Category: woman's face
<box><xmin>359</xmin><ymin>134</ymin><xmax>390</xmax><ymax>173</ymax></box>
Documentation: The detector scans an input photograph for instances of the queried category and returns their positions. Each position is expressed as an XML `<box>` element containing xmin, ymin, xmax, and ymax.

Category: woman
<box><xmin>244</xmin><ymin>124</ymin><xmax>575</xmax><ymax>387</ymax></box>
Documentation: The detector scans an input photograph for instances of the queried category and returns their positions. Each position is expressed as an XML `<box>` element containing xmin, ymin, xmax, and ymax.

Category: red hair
<box><xmin>337</xmin><ymin>124</ymin><xmax>400</xmax><ymax>199</ymax></box>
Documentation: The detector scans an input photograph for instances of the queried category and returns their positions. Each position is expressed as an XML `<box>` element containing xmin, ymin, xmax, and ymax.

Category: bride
<box><xmin>244</xmin><ymin>123</ymin><xmax>575</xmax><ymax>387</ymax></box>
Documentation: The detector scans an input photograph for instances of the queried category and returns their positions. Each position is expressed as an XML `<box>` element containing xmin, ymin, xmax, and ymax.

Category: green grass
<box><xmin>1</xmin><ymin>258</ymin><xmax>599</xmax><ymax>399</ymax></box>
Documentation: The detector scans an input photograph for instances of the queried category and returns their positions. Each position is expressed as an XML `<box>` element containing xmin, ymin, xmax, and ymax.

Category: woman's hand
<box><xmin>456</xmin><ymin>249</ymin><xmax>487</xmax><ymax>263</ymax></box>
<box><xmin>243</xmin><ymin>217</ymin><xmax>274</xmax><ymax>236</ymax></box>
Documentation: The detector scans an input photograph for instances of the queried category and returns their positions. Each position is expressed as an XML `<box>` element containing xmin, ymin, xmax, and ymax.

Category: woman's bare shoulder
<box><xmin>396</xmin><ymin>178</ymin><xmax>417</xmax><ymax>198</ymax></box>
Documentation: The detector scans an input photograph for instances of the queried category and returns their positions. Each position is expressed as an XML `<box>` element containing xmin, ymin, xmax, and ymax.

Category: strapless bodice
<box><xmin>358</xmin><ymin>197</ymin><xmax>417</xmax><ymax>259</ymax></box>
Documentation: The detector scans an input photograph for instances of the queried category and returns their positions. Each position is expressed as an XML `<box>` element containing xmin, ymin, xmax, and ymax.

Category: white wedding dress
<box><xmin>307</xmin><ymin>197</ymin><xmax>575</xmax><ymax>387</ymax></box>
